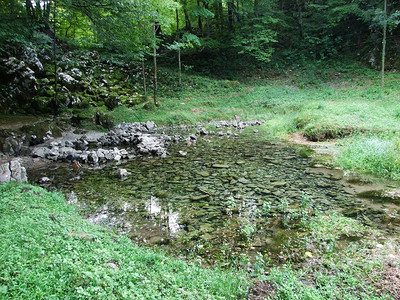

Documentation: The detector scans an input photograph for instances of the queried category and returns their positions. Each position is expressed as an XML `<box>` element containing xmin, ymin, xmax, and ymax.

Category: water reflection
<box><xmin>146</xmin><ymin>196</ymin><xmax>161</xmax><ymax>216</ymax></box>
<box><xmin>27</xmin><ymin>135</ymin><xmax>400</xmax><ymax>264</ymax></box>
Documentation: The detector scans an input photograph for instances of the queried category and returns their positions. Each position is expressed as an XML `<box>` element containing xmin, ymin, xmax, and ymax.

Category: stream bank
<box><xmin>24</xmin><ymin>123</ymin><xmax>400</xmax><ymax>267</ymax></box>
<box><xmin>1</xmin><ymin>120</ymin><xmax>400</xmax><ymax>298</ymax></box>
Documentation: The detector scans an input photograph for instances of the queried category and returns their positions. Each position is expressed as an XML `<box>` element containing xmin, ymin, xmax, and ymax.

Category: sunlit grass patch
<box><xmin>337</xmin><ymin>135</ymin><xmax>400</xmax><ymax>180</ymax></box>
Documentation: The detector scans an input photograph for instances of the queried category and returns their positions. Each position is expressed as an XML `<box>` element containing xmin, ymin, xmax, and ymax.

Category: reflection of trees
<box><xmin>145</xmin><ymin>196</ymin><xmax>182</xmax><ymax>236</ymax></box>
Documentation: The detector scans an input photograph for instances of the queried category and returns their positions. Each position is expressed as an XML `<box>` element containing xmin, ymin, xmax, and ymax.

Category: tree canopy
<box><xmin>1</xmin><ymin>0</ymin><xmax>400</xmax><ymax>69</ymax></box>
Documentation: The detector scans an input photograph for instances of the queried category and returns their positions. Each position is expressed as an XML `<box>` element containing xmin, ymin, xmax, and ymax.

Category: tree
<box><xmin>358</xmin><ymin>0</ymin><xmax>400</xmax><ymax>86</ymax></box>
<box><xmin>168</xmin><ymin>32</ymin><xmax>200</xmax><ymax>84</ymax></box>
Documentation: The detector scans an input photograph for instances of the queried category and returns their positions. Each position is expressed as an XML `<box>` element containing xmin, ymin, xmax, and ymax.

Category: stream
<box><xmin>27</xmin><ymin>134</ymin><xmax>400</xmax><ymax>265</ymax></box>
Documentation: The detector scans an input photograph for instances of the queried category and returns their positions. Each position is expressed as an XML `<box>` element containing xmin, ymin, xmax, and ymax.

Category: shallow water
<box><xmin>28</xmin><ymin>135</ymin><xmax>400</xmax><ymax>264</ymax></box>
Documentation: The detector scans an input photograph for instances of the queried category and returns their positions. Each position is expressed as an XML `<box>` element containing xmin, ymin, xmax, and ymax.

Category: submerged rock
<box><xmin>212</xmin><ymin>164</ymin><xmax>230</xmax><ymax>168</ymax></box>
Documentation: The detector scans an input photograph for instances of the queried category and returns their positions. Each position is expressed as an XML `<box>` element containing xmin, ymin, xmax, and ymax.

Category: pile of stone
<box><xmin>213</xmin><ymin>120</ymin><xmax>263</xmax><ymax>129</ymax></box>
<box><xmin>30</xmin><ymin>121</ymin><xmax>170</xmax><ymax>164</ymax></box>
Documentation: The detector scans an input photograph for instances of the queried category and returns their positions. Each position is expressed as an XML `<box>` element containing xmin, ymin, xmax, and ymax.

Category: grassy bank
<box><xmin>1</xmin><ymin>183</ymin><xmax>396</xmax><ymax>299</ymax></box>
<box><xmin>110</xmin><ymin>67</ymin><xmax>400</xmax><ymax>179</ymax></box>
<box><xmin>0</xmin><ymin>183</ymin><xmax>247</xmax><ymax>299</ymax></box>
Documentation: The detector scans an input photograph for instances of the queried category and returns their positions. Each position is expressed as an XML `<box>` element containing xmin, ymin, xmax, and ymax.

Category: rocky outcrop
<box><xmin>0</xmin><ymin>159</ymin><xmax>27</xmax><ymax>183</ymax></box>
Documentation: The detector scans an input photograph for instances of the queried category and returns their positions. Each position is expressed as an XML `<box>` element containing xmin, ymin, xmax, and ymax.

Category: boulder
<box><xmin>116</xmin><ymin>168</ymin><xmax>130</xmax><ymax>179</ymax></box>
<box><xmin>0</xmin><ymin>159</ymin><xmax>27</xmax><ymax>183</ymax></box>
<box><xmin>136</xmin><ymin>134</ymin><xmax>167</xmax><ymax>157</ymax></box>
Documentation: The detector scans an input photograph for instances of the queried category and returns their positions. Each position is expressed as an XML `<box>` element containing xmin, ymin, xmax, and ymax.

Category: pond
<box><xmin>28</xmin><ymin>134</ymin><xmax>400</xmax><ymax>265</ymax></box>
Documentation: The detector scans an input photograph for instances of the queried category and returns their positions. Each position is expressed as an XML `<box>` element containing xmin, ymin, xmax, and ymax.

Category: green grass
<box><xmin>0</xmin><ymin>182</ymin><xmax>395</xmax><ymax>298</ymax></box>
<box><xmin>109</xmin><ymin>67</ymin><xmax>400</xmax><ymax>178</ymax></box>
<box><xmin>257</xmin><ymin>206</ymin><xmax>392</xmax><ymax>299</ymax></box>
<box><xmin>337</xmin><ymin>134</ymin><xmax>400</xmax><ymax>180</ymax></box>
<box><xmin>112</xmin><ymin>70</ymin><xmax>400</xmax><ymax>138</ymax></box>
<box><xmin>0</xmin><ymin>183</ymin><xmax>247</xmax><ymax>299</ymax></box>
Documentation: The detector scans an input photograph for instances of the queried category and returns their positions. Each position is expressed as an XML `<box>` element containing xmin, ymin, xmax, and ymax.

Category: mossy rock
<box><xmin>143</xmin><ymin>100</ymin><xmax>157</xmax><ymax>110</ymax></box>
<box><xmin>105</xmin><ymin>96</ymin><xmax>121</xmax><ymax>110</ymax></box>
<box><xmin>95</xmin><ymin>111</ymin><xmax>114</xmax><ymax>129</ymax></box>
<box><xmin>298</xmin><ymin>147</ymin><xmax>314</xmax><ymax>158</ymax></box>
<box><xmin>121</xmin><ymin>95</ymin><xmax>148</xmax><ymax>107</ymax></box>
<box><xmin>75</xmin><ymin>98</ymin><xmax>91</xmax><ymax>109</ymax></box>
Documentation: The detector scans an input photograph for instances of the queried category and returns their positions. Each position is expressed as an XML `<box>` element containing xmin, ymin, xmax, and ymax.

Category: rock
<box><xmin>0</xmin><ymin>163</ymin><xmax>11</xmax><ymax>183</ymax></box>
<box><xmin>197</xmin><ymin>171</ymin><xmax>210</xmax><ymax>177</ymax></box>
<box><xmin>2</xmin><ymin>136</ymin><xmax>24</xmax><ymax>155</ymax></box>
<box><xmin>116</xmin><ymin>168</ymin><xmax>130</xmax><ymax>179</ymax></box>
<box><xmin>31</xmin><ymin>147</ymin><xmax>51</xmax><ymax>158</ymax></box>
<box><xmin>120</xmin><ymin>149</ymin><xmax>129</xmax><ymax>158</ymax></box>
<box><xmin>104</xmin><ymin>151</ymin><xmax>115</xmax><ymax>161</ymax></box>
<box><xmin>136</xmin><ymin>134</ymin><xmax>167</xmax><ymax>157</ymax></box>
<box><xmin>272</xmin><ymin>181</ymin><xmax>287</xmax><ymax>187</ymax></box>
<box><xmin>191</xmin><ymin>195</ymin><xmax>210</xmax><ymax>201</ymax></box>
<box><xmin>145</xmin><ymin>121</ymin><xmax>156</xmax><ymax>131</ymax></box>
<box><xmin>260</xmin><ymin>189</ymin><xmax>272</xmax><ymax>195</ymax></box>
<box><xmin>0</xmin><ymin>159</ymin><xmax>27</xmax><ymax>183</ymax></box>
<box><xmin>38</xmin><ymin>177</ymin><xmax>51</xmax><ymax>184</ymax></box>
<box><xmin>212</xmin><ymin>164</ymin><xmax>230</xmax><ymax>168</ymax></box>
<box><xmin>59</xmin><ymin>72</ymin><xmax>79</xmax><ymax>90</ymax></box>
<box><xmin>70</xmin><ymin>68</ymin><xmax>82</xmax><ymax>79</ymax></box>
<box><xmin>197</xmin><ymin>127</ymin><xmax>209</xmax><ymax>135</ymax></box>
<box><xmin>238</xmin><ymin>178</ymin><xmax>249</xmax><ymax>184</ymax></box>
<box><xmin>88</xmin><ymin>151</ymin><xmax>99</xmax><ymax>164</ymax></box>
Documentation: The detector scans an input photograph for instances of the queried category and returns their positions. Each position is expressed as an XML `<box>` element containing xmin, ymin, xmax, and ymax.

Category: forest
<box><xmin>1</xmin><ymin>0</ymin><xmax>400</xmax><ymax>113</ymax></box>
<box><xmin>1</xmin><ymin>0</ymin><xmax>400</xmax><ymax>299</ymax></box>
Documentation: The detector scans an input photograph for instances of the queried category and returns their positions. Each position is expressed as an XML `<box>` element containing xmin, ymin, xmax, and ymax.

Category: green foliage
<box><xmin>337</xmin><ymin>134</ymin><xmax>400</xmax><ymax>179</ymax></box>
<box><xmin>0</xmin><ymin>183</ymin><xmax>248</xmax><ymax>299</ymax></box>
<box><xmin>168</xmin><ymin>33</ymin><xmax>201</xmax><ymax>50</ymax></box>
<box><xmin>233</xmin><ymin>18</ymin><xmax>278</xmax><ymax>64</ymax></box>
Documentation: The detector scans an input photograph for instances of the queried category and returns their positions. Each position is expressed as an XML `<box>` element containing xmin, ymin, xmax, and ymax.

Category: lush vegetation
<box><xmin>108</xmin><ymin>64</ymin><xmax>400</xmax><ymax>179</ymax></box>
<box><xmin>0</xmin><ymin>183</ymin><xmax>248</xmax><ymax>299</ymax></box>
<box><xmin>1</xmin><ymin>183</ymin><xmax>396</xmax><ymax>298</ymax></box>
<box><xmin>1</xmin><ymin>0</ymin><xmax>400</xmax><ymax>112</ymax></box>
<box><xmin>1</xmin><ymin>1</ymin><xmax>400</xmax><ymax>298</ymax></box>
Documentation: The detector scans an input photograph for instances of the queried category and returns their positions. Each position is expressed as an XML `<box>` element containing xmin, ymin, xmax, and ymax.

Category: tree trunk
<box><xmin>26</xmin><ymin>0</ymin><xmax>35</xmax><ymax>19</ymax></box>
<box><xmin>254</xmin><ymin>0</ymin><xmax>259</xmax><ymax>17</ymax></box>
<box><xmin>295</xmin><ymin>0</ymin><xmax>304</xmax><ymax>39</ymax></box>
<box><xmin>197</xmin><ymin>0</ymin><xmax>203</xmax><ymax>35</ymax></box>
<box><xmin>183</xmin><ymin>8</ymin><xmax>192</xmax><ymax>32</ymax></box>
<box><xmin>153</xmin><ymin>23</ymin><xmax>159</xmax><ymax>107</ymax></box>
<box><xmin>142</xmin><ymin>59</ymin><xmax>147</xmax><ymax>95</ymax></box>
<box><xmin>218</xmin><ymin>2</ymin><xmax>224</xmax><ymax>32</ymax></box>
<box><xmin>205</xmin><ymin>3</ymin><xmax>210</xmax><ymax>37</ymax></box>
<box><xmin>228</xmin><ymin>1</ymin><xmax>234</xmax><ymax>31</ymax></box>
<box><xmin>381</xmin><ymin>0</ymin><xmax>387</xmax><ymax>88</ymax></box>
<box><xmin>176</xmin><ymin>8</ymin><xmax>182</xmax><ymax>86</ymax></box>
<box><xmin>279</xmin><ymin>0</ymin><xmax>284</xmax><ymax>10</ymax></box>
<box><xmin>52</xmin><ymin>0</ymin><xmax>58</xmax><ymax>114</ymax></box>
